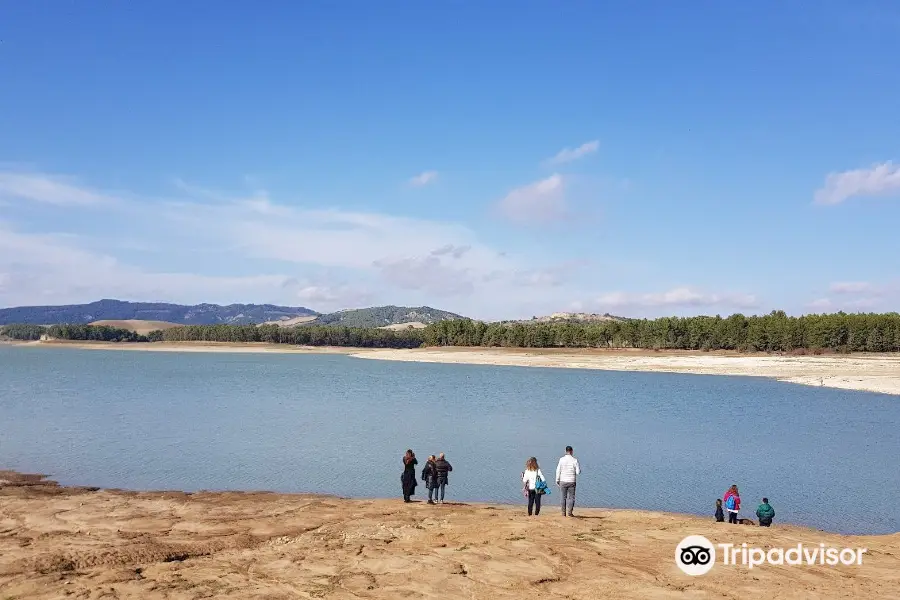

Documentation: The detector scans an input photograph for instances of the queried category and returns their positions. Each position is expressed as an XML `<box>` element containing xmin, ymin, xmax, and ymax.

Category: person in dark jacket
<box><xmin>715</xmin><ymin>498</ymin><xmax>725</xmax><ymax>522</ymax></box>
<box><xmin>756</xmin><ymin>497</ymin><xmax>775</xmax><ymax>527</ymax></box>
<box><xmin>401</xmin><ymin>449</ymin><xmax>418</xmax><ymax>502</ymax></box>
<box><xmin>421</xmin><ymin>455</ymin><xmax>437</xmax><ymax>504</ymax></box>
<box><xmin>433</xmin><ymin>453</ymin><xmax>453</xmax><ymax>504</ymax></box>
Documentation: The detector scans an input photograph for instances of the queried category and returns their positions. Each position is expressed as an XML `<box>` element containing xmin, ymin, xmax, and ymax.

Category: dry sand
<box><xmin>353</xmin><ymin>348</ymin><xmax>900</xmax><ymax>396</ymax></box>
<box><xmin>0</xmin><ymin>473</ymin><xmax>897</xmax><ymax>600</ymax></box>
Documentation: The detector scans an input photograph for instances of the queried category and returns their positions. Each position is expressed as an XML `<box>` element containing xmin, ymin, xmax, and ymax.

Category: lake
<box><xmin>1</xmin><ymin>345</ymin><xmax>897</xmax><ymax>534</ymax></box>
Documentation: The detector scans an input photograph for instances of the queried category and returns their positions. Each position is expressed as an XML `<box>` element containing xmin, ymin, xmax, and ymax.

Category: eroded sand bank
<box><xmin>353</xmin><ymin>348</ymin><xmax>900</xmax><ymax>396</ymax></box>
<box><xmin>0</xmin><ymin>473</ymin><xmax>897</xmax><ymax>599</ymax></box>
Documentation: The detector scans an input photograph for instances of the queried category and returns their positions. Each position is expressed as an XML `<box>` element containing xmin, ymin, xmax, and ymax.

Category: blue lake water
<box><xmin>1</xmin><ymin>345</ymin><xmax>898</xmax><ymax>534</ymax></box>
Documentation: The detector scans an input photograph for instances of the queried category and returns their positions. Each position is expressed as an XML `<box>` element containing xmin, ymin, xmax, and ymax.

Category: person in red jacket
<box><xmin>723</xmin><ymin>485</ymin><xmax>741</xmax><ymax>524</ymax></box>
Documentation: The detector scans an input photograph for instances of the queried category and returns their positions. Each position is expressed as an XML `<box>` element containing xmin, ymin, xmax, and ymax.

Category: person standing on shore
<box><xmin>401</xmin><ymin>450</ymin><xmax>418</xmax><ymax>503</ymax></box>
<box><xmin>522</xmin><ymin>457</ymin><xmax>546</xmax><ymax>516</ymax></box>
<box><xmin>434</xmin><ymin>453</ymin><xmax>453</xmax><ymax>504</ymax></box>
<box><xmin>422</xmin><ymin>455</ymin><xmax>437</xmax><ymax>504</ymax></box>
<box><xmin>555</xmin><ymin>446</ymin><xmax>581</xmax><ymax>517</ymax></box>
<box><xmin>723</xmin><ymin>485</ymin><xmax>741</xmax><ymax>524</ymax></box>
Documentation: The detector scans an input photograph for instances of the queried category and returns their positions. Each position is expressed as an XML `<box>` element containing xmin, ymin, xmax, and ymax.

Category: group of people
<box><xmin>404</xmin><ymin>452</ymin><xmax>778</xmax><ymax>527</ymax></box>
<box><xmin>716</xmin><ymin>484</ymin><xmax>776</xmax><ymax>526</ymax></box>
<box><xmin>520</xmin><ymin>446</ymin><xmax>582</xmax><ymax>516</ymax></box>
<box><xmin>401</xmin><ymin>450</ymin><xmax>452</xmax><ymax>504</ymax></box>
<box><xmin>401</xmin><ymin>445</ymin><xmax>582</xmax><ymax>516</ymax></box>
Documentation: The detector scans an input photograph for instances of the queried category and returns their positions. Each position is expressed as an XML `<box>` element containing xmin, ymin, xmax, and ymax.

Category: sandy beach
<box><xmin>1</xmin><ymin>472</ymin><xmax>897</xmax><ymax>599</ymax></box>
<box><xmin>12</xmin><ymin>340</ymin><xmax>900</xmax><ymax>395</ymax></box>
<box><xmin>353</xmin><ymin>347</ymin><xmax>900</xmax><ymax>396</ymax></box>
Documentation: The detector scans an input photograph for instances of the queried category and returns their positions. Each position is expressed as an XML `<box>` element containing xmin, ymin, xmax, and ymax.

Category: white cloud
<box><xmin>544</xmin><ymin>140</ymin><xmax>599</xmax><ymax>166</ymax></box>
<box><xmin>0</xmin><ymin>169</ymin><xmax>568</xmax><ymax>317</ymax></box>
<box><xmin>0</xmin><ymin>171</ymin><xmax>118</xmax><ymax>207</ymax></box>
<box><xmin>807</xmin><ymin>298</ymin><xmax>834</xmax><ymax>311</ymax></box>
<box><xmin>594</xmin><ymin>287</ymin><xmax>759</xmax><ymax>311</ymax></box>
<box><xmin>0</xmin><ymin>168</ymin><xmax>774</xmax><ymax>321</ymax></box>
<box><xmin>812</xmin><ymin>280</ymin><xmax>900</xmax><ymax>313</ymax></box>
<box><xmin>0</xmin><ymin>223</ymin><xmax>306</xmax><ymax>307</ymax></box>
<box><xmin>830</xmin><ymin>281</ymin><xmax>875</xmax><ymax>294</ymax></box>
<box><xmin>807</xmin><ymin>295</ymin><xmax>890</xmax><ymax>312</ymax></box>
<box><xmin>430</xmin><ymin>244</ymin><xmax>471</xmax><ymax>259</ymax></box>
<box><xmin>408</xmin><ymin>171</ymin><xmax>438</xmax><ymax>187</ymax></box>
<box><xmin>293</xmin><ymin>284</ymin><xmax>374</xmax><ymax>308</ymax></box>
<box><xmin>814</xmin><ymin>161</ymin><xmax>900</xmax><ymax>205</ymax></box>
<box><xmin>373</xmin><ymin>255</ymin><xmax>475</xmax><ymax>296</ymax></box>
<box><xmin>496</xmin><ymin>174</ymin><xmax>567</xmax><ymax>224</ymax></box>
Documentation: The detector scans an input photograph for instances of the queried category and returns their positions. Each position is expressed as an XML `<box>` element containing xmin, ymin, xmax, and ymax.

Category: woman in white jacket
<box><xmin>522</xmin><ymin>457</ymin><xmax>545</xmax><ymax>516</ymax></box>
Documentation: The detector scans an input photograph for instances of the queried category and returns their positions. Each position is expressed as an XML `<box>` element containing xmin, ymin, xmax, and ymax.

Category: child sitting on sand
<box><xmin>756</xmin><ymin>497</ymin><xmax>775</xmax><ymax>527</ymax></box>
<box><xmin>715</xmin><ymin>498</ymin><xmax>725</xmax><ymax>522</ymax></box>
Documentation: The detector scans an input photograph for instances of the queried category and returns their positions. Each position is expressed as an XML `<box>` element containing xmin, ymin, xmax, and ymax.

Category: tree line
<box><xmin>423</xmin><ymin>312</ymin><xmax>900</xmax><ymax>353</ymax></box>
<box><xmin>3</xmin><ymin>311</ymin><xmax>900</xmax><ymax>353</ymax></box>
<box><xmin>159</xmin><ymin>324</ymin><xmax>424</xmax><ymax>348</ymax></box>
<box><xmin>0</xmin><ymin>324</ymin><xmax>149</xmax><ymax>342</ymax></box>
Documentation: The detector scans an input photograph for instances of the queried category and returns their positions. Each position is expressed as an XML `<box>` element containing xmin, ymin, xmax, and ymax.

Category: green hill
<box><xmin>309</xmin><ymin>305</ymin><xmax>465</xmax><ymax>328</ymax></box>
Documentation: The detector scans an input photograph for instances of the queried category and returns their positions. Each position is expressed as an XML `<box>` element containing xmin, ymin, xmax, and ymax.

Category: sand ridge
<box><xmin>1</xmin><ymin>473</ymin><xmax>898</xmax><ymax>599</ymax></box>
<box><xmin>352</xmin><ymin>348</ymin><xmax>900</xmax><ymax>396</ymax></box>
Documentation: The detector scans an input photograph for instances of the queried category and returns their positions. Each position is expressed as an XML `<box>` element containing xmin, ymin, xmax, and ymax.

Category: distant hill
<box><xmin>515</xmin><ymin>312</ymin><xmax>628</xmax><ymax>324</ymax></box>
<box><xmin>308</xmin><ymin>306</ymin><xmax>465</xmax><ymax>329</ymax></box>
<box><xmin>261</xmin><ymin>315</ymin><xmax>319</xmax><ymax>327</ymax></box>
<box><xmin>89</xmin><ymin>320</ymin><xmax>184</xmax><ymax>335</ymax></box>
<box><xmin>0</xmin><ymin>299</ymin><xmax>318</xmax><ymax>326</ymax></box>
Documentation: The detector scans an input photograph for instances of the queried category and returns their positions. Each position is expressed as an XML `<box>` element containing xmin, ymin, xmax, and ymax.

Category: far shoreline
<box><xmin>7</xmin><ymin>340</ymin><xmax>900</xmax><ymax>395</ymax></box>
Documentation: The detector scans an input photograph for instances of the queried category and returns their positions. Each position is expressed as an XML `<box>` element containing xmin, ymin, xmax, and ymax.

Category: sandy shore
<box><xmin>1</xmin><ymin>473</ymin><xmax>897</xmax><ymax>599</ymax></box>
<box><xmin>353</xmin><ymin>348</ymin><xmax>900</xmax><ymax>396</ymax></box>
<box><xmin>12</xmin><ymin>341</ymin><xmax>900</xmax><ymax>395</ymax></box>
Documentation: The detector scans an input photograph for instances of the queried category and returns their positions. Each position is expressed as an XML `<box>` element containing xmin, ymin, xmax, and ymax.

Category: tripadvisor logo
<box><xmin>675</xmin><ymin>535</ymin><xmax>868</xmax><ymax>575</ymax></box>
<box><xmin>676</xmin><ymin>535</ymin><xmax>716</xmax><ymax>576</ymax></box>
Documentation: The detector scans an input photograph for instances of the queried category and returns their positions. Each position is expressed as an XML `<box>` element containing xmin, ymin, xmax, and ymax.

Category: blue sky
<box><xmin>1</xmin><ymin>1</ymin><xmax>899</xmax><ymax>319</ymax></box>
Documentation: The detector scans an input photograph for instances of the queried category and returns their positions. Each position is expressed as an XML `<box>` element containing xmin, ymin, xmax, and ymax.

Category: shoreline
<box><xmin>12</xmin><ymin>340</ymin><xmax>900</xmax><ymax>395</ymax></box>
<box><xmin>354</xmin><ymin>348</ymin><xmax>900</xmax><ymax>396</ymax></box>
<box><xmin>1</xmin><ymin>472</ymin><xmax>897</xmax><ymax>599</ymax></box>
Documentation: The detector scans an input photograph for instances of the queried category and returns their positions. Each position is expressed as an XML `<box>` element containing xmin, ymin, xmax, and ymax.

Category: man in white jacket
<box><xmin>555</xmin><ymin>446</ymin><xmax>581</xmax><ymax>517</ymax></box>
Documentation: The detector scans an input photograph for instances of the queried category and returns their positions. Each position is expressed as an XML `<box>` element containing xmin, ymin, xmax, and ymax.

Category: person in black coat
<box><xmin>421</xmin><ymin>455</ymin><xmax>437</xmax><ymax>504</ymax></box>
<box><xmin>401</xmin><ymin>449</ymin><xmax>418</xmax><ymax>502</ymax></box>
<box><xmin>433</xmin><ymin>453</ymin><xmax>453</xmax><ymax>504</ymax></box>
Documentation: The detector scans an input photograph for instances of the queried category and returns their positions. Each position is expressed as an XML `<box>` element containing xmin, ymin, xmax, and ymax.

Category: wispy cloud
<box><xmin>0</xmin><ymin>168</ymin><xmax>577</xmax><ymax>318</ymax></box>
<box><xmin>293</xmin><ymin>283</ymin><xmax>374</xmax><ymax>307</ymax></box>
<box><xmin>830</xmin><ymin>281</ymin><xmax>876</xmax><ymax>294</ymax></box>
<box><xmin>594</xmin><ymin>287</ymin><xmax>759</xmax><ymax>311</ymax></box>
<box><xmin>408</xmin><ymin>171</ymin><xmax>438</xmax><ymax>187</ymax></box>
<box><xmin>496</xmin><ymin>174</ymin><xmax>567</xmax><ymax>224</ymax></box>
<box><xmin>814</xmin><ymin>161</ymin><xmax>900</xmax><ymax>205</ymax></box>
<box><xmin>0</xmin><ymin>171</ymin><xmax>118</xmax><ymax>207</ymax></box>
<box><xmin>818</xmin><ymin>280</ymin><xmax>900</xmax><ymax>313</ymax></box>
<box><xmin>808</xmin><ymin>298</ymin><xmax>833</xmax><ymax>311</ymax></box>
<box><xmin>544</xmin><ymin>140</ymin><xmax>599</xmax><ymax>166</ymax></box>
<box><xmin>430</xmin><ymin>244</ymin><xmax>471</xmax><ymax>259</ymax></box>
